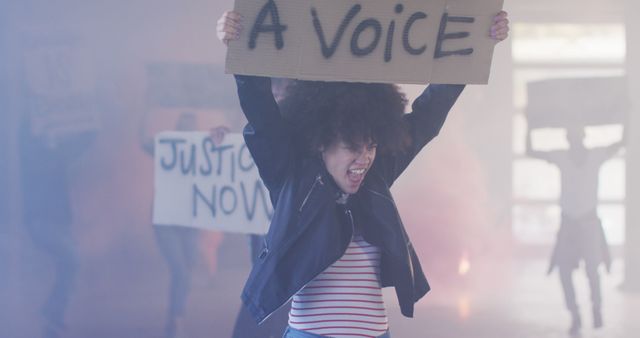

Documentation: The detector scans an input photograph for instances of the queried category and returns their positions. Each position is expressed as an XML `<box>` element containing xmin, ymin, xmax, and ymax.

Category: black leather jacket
<box><xmin>235</xmin><ymin>75</ymin><xmax>464</xmax><ymax>323</ymax></box>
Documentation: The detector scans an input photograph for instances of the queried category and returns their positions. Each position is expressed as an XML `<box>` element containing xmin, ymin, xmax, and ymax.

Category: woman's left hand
<box><xmin>490</xmin><ymin>11</ymin><xmax>509</xmax><ymax>41</ymax></box>
<box><xmin>209</xmin><ymin>126</ymin><xmax>231</xmax><ymax>146</ymax></box>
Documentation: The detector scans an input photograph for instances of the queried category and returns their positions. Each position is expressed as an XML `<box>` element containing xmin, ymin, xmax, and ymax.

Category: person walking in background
<box><xmin>140</xmin><ymin>111</ymin><xmax>205</xmax><ymax>338</ymax></box>
<box><xmin>526</xmin><ymin>124</ymin><xmax>626</xmax><ymax>336</ymax></box>
<box><xmin>19</xmin><ymin>114</ymin><xmax>96</xmax><ymax>338</ymax></box>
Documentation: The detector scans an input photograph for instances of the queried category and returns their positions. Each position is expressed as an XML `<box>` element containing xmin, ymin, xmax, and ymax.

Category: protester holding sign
<box><xmin>19</xmin><ymin>114</ymin><xmax>96</xmax><ymax>338</ymax></box>
<box><xmin>140</xmin><ymin>111</ymin><xmax>209</xmax><ymax>338</ymax></box>
<box><xmin>218</xmin><ymin>7</ymin><xmax>508</xmax><ymax>338</ymax></box>
<box><xmin>527</xmin><ymin>125</ymin><xmax>626</xmax><ymax>336</ymax></box>
<box><xmin>224</xmin><ymin>0</ymin><xmax>507</xmax><ymax>84</ymax></box>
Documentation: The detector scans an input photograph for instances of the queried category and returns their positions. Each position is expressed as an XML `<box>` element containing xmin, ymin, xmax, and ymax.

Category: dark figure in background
<box><xmin>526</xmin><ymin>125</ymin><xmax>625</xmax><ymax>336</ymax></box>
<box><xmin>140</xmin><ymin>111</ymin><xmax>202</xmax><ymax>338</ymax></box>
<box><xmin>18</xmin><ymin>115</ymin><xmax>96</xmax><ymax>338</ymax></box>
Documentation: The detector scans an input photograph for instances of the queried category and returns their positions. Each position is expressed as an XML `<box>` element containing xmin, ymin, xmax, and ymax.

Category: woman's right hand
<box><xmin>217</xmin><ymin>10</ymin><xmax>243</xmax><ymax>46</ymax></box>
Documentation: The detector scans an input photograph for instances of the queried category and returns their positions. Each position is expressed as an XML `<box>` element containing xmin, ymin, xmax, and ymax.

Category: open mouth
<box><xmin>348</xmin><ymin>168</ymin><xmax>366</xmax><ymax>175</ymax></box>
<box><xmin>347</xmin><ymin>167</ymin><xmax>368</xmax><ymax>186</ymax></box>
<box><xmin>342</xmin><ymin>167</ymin><xmax>369</xmax><ymax>192</ymax></box>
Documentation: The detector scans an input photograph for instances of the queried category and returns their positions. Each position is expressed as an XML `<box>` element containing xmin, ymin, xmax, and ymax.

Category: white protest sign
<box><xmin>153</xmin><ymin>132</ymin><xmax>272</xmax><ymax>234</ymax></box>
<box><xmin>226</xmin><ymin>0</ymin><xmax>503</xmax><ymax>84</ymax></box>
<box><xmin>23</xmin><ymin>38</ymin><xmax>100</xmax><ymax>137</ymax></box>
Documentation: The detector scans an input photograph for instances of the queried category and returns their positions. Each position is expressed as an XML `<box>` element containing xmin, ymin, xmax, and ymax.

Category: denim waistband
<box><xmin>283</xmin><ymin>326</ymin><xmax>391</xmax><ymax>338</ymax></box>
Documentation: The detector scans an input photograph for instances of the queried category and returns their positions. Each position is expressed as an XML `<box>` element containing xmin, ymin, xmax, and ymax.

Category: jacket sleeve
<box><xmin>374</xmin><ymin>84</ymin><xmax>465</xmax><ymax>186</ymax></box>
<box><xmin>235</xmin><ymin>75</ymin><xmax>292</xmax><ymax>192</ymax></box>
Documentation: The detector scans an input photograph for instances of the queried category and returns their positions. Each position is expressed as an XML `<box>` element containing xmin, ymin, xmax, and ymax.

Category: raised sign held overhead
<box><xmin>226</xmin><ymin>0</ymin><xmax>504</xmax><ymax>84</ymax></box>
<box><xmin>526</xmin><ymin>77</ymin><xmax>629</xmax><ymax>129</ymax></box>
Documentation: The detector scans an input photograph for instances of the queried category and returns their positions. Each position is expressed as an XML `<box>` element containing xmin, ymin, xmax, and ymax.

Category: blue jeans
<box><xmin>283</xmin><ymin>326</ymin><xmax>391</xmax><ymax>338</ymax></box>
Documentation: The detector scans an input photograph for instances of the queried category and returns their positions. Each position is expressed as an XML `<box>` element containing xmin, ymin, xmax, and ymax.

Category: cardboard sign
<box><xmin>226</xmin><ymin>0</ymin><xmax>503</xmax><ymax>84</ymax></box>
<box><xmin>23</xmin><ymin>39</ymin><xmax>100</xmax><ymax>138</ymax></box>
<box><xmin>153</xmin><ymin>132</ymin><xmax>272</xmax><ymax>234</ymax></box>
<box><xmin>526</xmin><ymin>77</ymin><xmax>628</xmax><ymax>129</ymax></box>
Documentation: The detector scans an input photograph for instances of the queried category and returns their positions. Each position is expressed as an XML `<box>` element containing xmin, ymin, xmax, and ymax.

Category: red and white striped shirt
<box><xmin>288</xmin><ymin>235</ymin><xmax>388</xmax><ymax>338</ymax></box>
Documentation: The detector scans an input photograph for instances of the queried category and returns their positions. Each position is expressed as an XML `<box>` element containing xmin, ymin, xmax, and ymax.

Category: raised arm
<box><xmin>235</xmin><ymin>76</ymin><xmax>293</xmax><ymax>193</ymax></box>
<box><xmin>525</xmin><ymin>126</ymin><xmax>571</xmax><ymax>166</ymax></box>
<box><xmin>607</xmin><ymin>119</ymin><xmax>628</xmax><ymax>156</ymax></box>
<box><xmin>525</xmin><ymin>127</ymin><xmax>542</xmax><ymax>158</ymax></box>
<box><xmin>602</xmin><ymin>133</ymin><xmax>625</xmax><ymax>158</ymax></box>
<box><xmin>593</xmin><ymin>123</ymin><xmax>627</xmax><ymax>163</ymax></box>
<box><xmin>375</xmin><ymin>11</ymin><xmax>510</xmax><ymax>185</ymax></box>
<box><xmin>373</xmin><ymin>83</ymin><xmax>465</xmax><ymax>185</ymax></box>
<box><xmin>138</xmin><ymin>110</ymin><xmax>155</xmax><ymax>156</ymax></box>
<box><xmin>525</xmin><ymin>127</ymin><xmax>560</xmax><ymax>163</ymax></box>
<box><xmin>219</xmin><ymin>11</ymin><xmax>292</xmax><ymax>192</ymax></box>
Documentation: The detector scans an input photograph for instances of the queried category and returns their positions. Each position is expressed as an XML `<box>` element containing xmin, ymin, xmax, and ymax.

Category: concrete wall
<box><xmin>623</xmin><ymin>0</ymin><xmax>640</xmax><ymax>291</ymax></box>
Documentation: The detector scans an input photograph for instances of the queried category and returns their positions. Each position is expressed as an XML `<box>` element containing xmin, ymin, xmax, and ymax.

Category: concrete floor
<box><xmin>385</xmin><ymin>258</ymin><xmax>640</xmax><ymax>338</ymax></box>
<box><xmin>3</xmin><ymin>235</ymin><xmax>639</xmax><ymax>338</ymax></box>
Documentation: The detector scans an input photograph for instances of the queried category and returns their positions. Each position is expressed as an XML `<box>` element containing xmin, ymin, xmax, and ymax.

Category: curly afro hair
<box><xmin>278</xmin><ymin>80</ymin><xmax>410</xmax><ymax>156</ymax></box>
